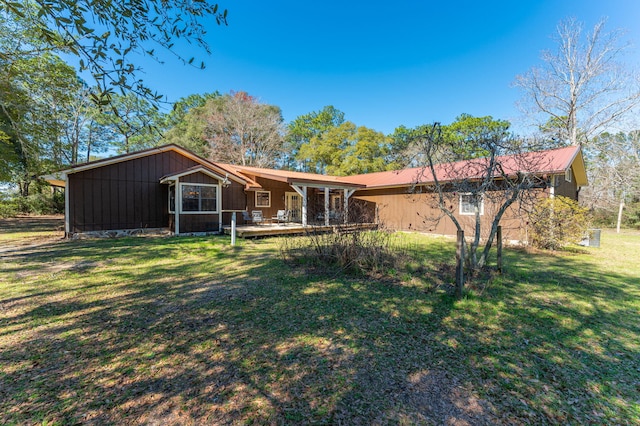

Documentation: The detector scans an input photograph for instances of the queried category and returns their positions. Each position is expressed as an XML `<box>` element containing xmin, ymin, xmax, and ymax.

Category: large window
<box><xmin>459</xmin><ymin>193</ymin><xmax>484</xmax><ymax>216</ymax></box>
<box><xmin>255</xmin><ymin>190</ymin><xmax>271</xmax><ymax>208</ymax></box>
<box><xmin>181</xmin><ymin>184</ymin><xmax>218</xmax><ymax>213</ymax></box>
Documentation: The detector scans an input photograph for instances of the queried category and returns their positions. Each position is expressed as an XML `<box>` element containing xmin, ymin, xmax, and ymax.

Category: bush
<box><xmin>0</xmin><ymin>188</ymin><xmax>64</xmax><ymax>217</ymax></box>
<box><xmin>622</xmin><ymin>201</ymin><xmax>640</xmax><ymax>229</ymax></box>
<box><xmin>529</xmin><ymin>196</ymin><xmax>591</xmax><ymax>250</ymax></box>
<box><xmin>0</xmin><ymin>200</ymin><xmax>18</xmax><ymax>218</ymax></box>
<box><xmin>279</xmin><ymin>227</ymin><xmax>408</xmax><ymax>276</ymax></box>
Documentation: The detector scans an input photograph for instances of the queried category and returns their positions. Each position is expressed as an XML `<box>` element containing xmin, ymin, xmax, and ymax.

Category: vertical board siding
<box><xmin>353</xmin><ymin>187</ymin><xmax>536</xmax><ymax>241</ymax></box>
<box><xmin>69</xmin><ymin>150</ymin><xmax>200</xmax><ymax>232</ymax></box>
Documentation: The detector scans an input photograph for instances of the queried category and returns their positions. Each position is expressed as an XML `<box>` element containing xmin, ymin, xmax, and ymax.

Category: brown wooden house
<box><xmin>44</xmin><ymin>144</ymin><xmax>587</xmax><ymax>241</ymax></box>
<box><xmin>340</xmin><ymin>145</ymin><xmax>588</xmax><ymax>241</ymax></box>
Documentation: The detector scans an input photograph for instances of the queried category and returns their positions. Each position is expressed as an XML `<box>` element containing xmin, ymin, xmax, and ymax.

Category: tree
<box><xmin>584</xmin><ymin>130</ymin><xmax>640</xmax><ymax>230</ymax></box>
<box><xmin>203</xmin><ymin>92</ymin><xmax>286</xmax><ymax>167</ymax></box>
<box><xmin>515</xmin><ymin>17</ymin><xmax>640</xmax><ymax>146</ymax></box>
<box><xmin>529</xmin><ymin>196</ymin><xmax>590</xmax><ymax>250</ymax></box>
<box><xmin>0</xmin><ymin>47</ymin><xmax>87</xmax><ymax>194</ymax></box>
<box><xmin>160</xmin><ymin>92</ymin><xmax>221</xmax><ymax>156</ymax></box>
<box><xmin>99</xmin><ymin>93</ymin><xmax>163</xmax><ymax>154</ymax></box>
<box><xmin>286</xmin><ymin>106</ymin><xmax>345</xmax><ymax>170</ymax></box>
<box><xmin>444</xmin><ymin>114</ymin><xmax>512</xmax><ymax>159</ymax></box>
<box><xmin>409</xmin><ymin>120</ymin><xmax>547</xmax><ymax>274</ymax></box>
<box><xmin>0</xmin><ymin>0</ymin><xmax>228</xmax><ymax>103</ymax></box>
<box><xmin>296</xmin><ymin>121</ymin><xmax>396</xmax><ymax>175</ymax></box>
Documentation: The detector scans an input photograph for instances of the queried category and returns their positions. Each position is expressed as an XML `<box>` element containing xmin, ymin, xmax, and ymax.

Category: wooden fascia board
<box><xmin>570</xmin><ymin>149</ymin><xmax>588</xmax><ymax>187</ymax></box>
<box><xmin>41</xmin><ymin>172</ymin><xmax>67</xmax><ymax>187</ymax></box>
<box><xmin>287</xmin><ymin>178</ymin><xmax>365</xmax><ymax>190</ymax></box>
<box><xmin>50</xmin><ymin>145</ymin><xmax>248</xmax><ymax>185</ymax></box>
<box><xmin>160</xmin><ymin>166</ymin><xmax>227</xmax><ymax>183</ymax></box>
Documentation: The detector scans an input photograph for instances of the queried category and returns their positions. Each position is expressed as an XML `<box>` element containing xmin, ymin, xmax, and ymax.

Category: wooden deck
<box><xmin>223</xmin><ymin>222</ymin><xmax>378</xmax><ymax>238</ymax></box>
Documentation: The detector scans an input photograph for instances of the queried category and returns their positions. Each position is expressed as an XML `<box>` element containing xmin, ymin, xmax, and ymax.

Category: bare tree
<box><xmin>410</xmin><ymin>123</ymin><xmax>552</xmax><ymax>273</ymax></box>
<box><xmin>515</xmin><ymin>17</ymin><xmax>640</xmax><ymax>146</ymax></box>
<box><xmin>204</xmin><ymin>92</ymin><xmax>286</xmax><ymax>167</ymax></box>
<box><xmin>583</xmin><ymin>130</ymin><xmax>640</xmax><ymax>231</ymax></box>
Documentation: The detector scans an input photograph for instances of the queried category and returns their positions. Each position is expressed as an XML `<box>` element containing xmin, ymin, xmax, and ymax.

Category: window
<box><xmin>168</xmin><ymin>184</ymin><xmax>176</xmax><ymax>213</ymax></box>
<box><xmin>181</xmin><ymin>184</ymin><xmax>218</xmax><ymax>213</ymax></box>
<box><xmin>565</xmin><ymin>168</ymin><xmax>573</xmax><ymax>183</ymax></box>
<box><xmin>255</xmin><ymin>191</ymin><xmax>271</xmax><ymax>208</ymax></box>
<box><xmin>459</xmin><ymin>193</ymin><xmax>484</xmax><ymax>216</ymax></box>
<box><xmin>331</xmin><ymin>194</ymin><xmax>342</xmax><ymax>211</ymax></box>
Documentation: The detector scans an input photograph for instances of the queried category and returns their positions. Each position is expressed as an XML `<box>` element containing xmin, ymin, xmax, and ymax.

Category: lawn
<box><xmin>1</xmin><ymin>217</ymin><xmax>639</xmax><ymax>425</ymax></box>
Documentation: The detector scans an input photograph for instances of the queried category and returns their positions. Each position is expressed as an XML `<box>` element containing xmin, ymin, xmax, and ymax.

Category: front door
<box><xmin>285</xmin><ymin>192</ymin><xmax>302</xmax><ymax>222</ymax></box>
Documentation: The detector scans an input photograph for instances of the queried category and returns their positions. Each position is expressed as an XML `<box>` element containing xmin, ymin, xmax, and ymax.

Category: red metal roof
<box><xmin>340</xmin><ymin>145</ymin><xmax>585</xmax><ymax>188</ymax></box>
<box><xmin>214</xmin><ymin>163</ymin><xmax>366</xmax><ymax>188</ymax></box>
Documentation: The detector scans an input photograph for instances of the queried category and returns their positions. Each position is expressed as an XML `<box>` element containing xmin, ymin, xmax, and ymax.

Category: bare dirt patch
<box><xmin>0</xmin><ymin>215</ymin><xmax>65</xmax><ymax>252</ymax></box>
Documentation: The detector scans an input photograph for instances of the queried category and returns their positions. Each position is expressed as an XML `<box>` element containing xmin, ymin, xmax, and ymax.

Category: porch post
<box><xmin>218</xmin><ymin>183</ymin><xmax>223</xmax><ymax>233</ymax></box>
<box><xmin>324</xmin><ymin>187</ymin><xmax>330</xmax><ymax>226</ymax></box>
<box><xmin>64</xmin><ymin>175</ymin><xmax>70</xmax><ymax>236</ymax></box>
<box><xmin>231</xmin><ymin>212</ymin><xmax>236</xmax><ymax>246</ymax></box>
<box><xmin>344</xmin><ymin>189</ymin><xmax>355</xmax><ymax>224</ymax></box>
<box><xmin>175</xmin><ymin>182</ymin><xmax>180</xmax><ymax>235</ymax></box>
<box><xmin>302</xmin><ymin>186</ymin><xmax>308</xmax><ymax>226</ymax></box>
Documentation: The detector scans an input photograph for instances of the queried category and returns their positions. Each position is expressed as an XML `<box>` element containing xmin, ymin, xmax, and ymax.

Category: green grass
<box><xmin>1</xmin><ymin>219</ymin><xmax>639</xmax><ymax>424</ymax></box>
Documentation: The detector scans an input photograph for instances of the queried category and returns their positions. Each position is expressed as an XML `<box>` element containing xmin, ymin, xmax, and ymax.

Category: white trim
<box><xmin>459</xmin><ymin>193</ymin><xmax>484</xmax><ymax>216</ymax></box>
<box><xmin>292</xmin><ymin>185</ymin><xmax>308</xmax><ymax>226</ymax></box>
<box><xmin>64</xmin><ymin>175</ymin><xmax>70</xmax><ymax>235</ymax></box>
<box><xmin>179</xmin><ymin>182</ymin><xmax>220</xmax><ymax>214</ymax></box>
<box><xmin>55</xmin><ymin>145</ymin><xmax>248</xmax><ymax>185</ymax></box>
<box><xmin>168</xmin><ymin>183</ymin><xmax>176</xmax><ymax>214</ymax></box>
<box><xmin>255</xmin><ymin>190</ymin><xmax>271</xmax><ymax>208</ymax></box>
<box><xmin>160</xmin><ymin>166</ymin><xmax>229</xmax><ymax>184</ymax></box>
<box><xmin>324</xmin><ymin>188</ymin><xmax>330</xmax><ymax>226</ymax></box>
<box><xmin>289</xmin><ymin>180</ymin><xmax>363</xmax><ymax>190</ymax></box>
<box><xmin>343</xmin><ymin>188</ymin><xmax>355</xmax><ymax>224</ymax></box>
<box><xmin>565</xmin><ymin>168</ymin><xmax>573</xmax><ymax>183</ymax></box>
<box><xmin>175</xmin><ymin>183</ymin><xmax>181</xmax><ymax>235</ymax></box>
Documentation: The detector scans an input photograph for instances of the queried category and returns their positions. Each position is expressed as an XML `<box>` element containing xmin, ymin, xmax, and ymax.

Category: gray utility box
<box><xmin>582</xmin><ymin>229</ymin><xmax>601</xmax><ymax>248</ymax></box>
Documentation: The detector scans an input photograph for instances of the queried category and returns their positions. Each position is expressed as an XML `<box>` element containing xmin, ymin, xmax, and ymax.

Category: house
<box><xmin>43</xmin><ymin>144</ymin><xmax>587</xmax><ymax>240</ymax></box>
<box><xmin>343</xmin><ymin>145</ymin><xmax>588</xmax><ymax>239</ymax></box>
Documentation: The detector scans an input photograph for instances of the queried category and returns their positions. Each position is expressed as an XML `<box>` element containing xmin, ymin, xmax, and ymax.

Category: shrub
<box><xmin>0</xmin><ymin>188</ymin><xmax>64</xmax><ymax>217</ymax></box>
<box><xmin>623</xmin><ymin>201</ymin><xmax>640</xmax><ymax>229</ymax></box>
<box><xmin>529</xmin><ymin>196</ymin><xmax>591</xmax><ymax>250</ymax></box>
<box><xmin>279</xmin><ymin>227</ymin><xmax>408</xmax><ymax>276</ymax></box>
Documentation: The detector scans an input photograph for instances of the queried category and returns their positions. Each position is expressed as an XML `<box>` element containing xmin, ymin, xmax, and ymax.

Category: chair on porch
<box><xmin>272</xmin><ymin>209</ymin><xmax>290</xmax><ymax>225</ymax></box>
<box><xmin>251</xmin><ymin>210</ymin><xmax>265</xmax><ymax>225</ymax></box>
<box><xmin>242</xmin><ymin>210</ymin><xmax>265</xmax><ymax>225</ymax></box>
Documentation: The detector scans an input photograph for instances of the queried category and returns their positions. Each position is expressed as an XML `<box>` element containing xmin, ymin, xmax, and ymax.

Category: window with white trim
<box><xmin>168</xmin><ymin>184</ymin><xmax>176</xmax><ymax>213</ymax></box>
<box><xmin>459</xmin><ymin>193</ymin><xmax>484</xmax><ymax>216</ymax></box>
<box><xmin>181</xmin><ymin>183</ymin><xmax>218</xmax><ymax>213</ymax></box>
<box><xmin>255</xmin><ymin>190</ymin><xmax>271</xmax><ymax>208</ymax></box>
<box><xmin>565</xmin><ymin>168</ymin><xmax>573</xmax><ymax>183</ymax></box>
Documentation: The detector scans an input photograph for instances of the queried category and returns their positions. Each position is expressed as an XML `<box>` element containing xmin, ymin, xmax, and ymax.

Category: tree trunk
<box><xmin>456</xmin><ymin>230</ymin><xmax>464</xmax><ymax>299</ymax></box>
<box><xmin>616</xmin><ymin>198</ymin><xmax>625</xmax><ymax>233</ymax></box>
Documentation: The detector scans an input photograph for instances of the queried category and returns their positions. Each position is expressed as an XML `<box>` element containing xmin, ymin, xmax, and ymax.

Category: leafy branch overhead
<box><xmin>0</xmin><ymin>0</ymin><xmax>228</xmax><ymax>102</ymax></box>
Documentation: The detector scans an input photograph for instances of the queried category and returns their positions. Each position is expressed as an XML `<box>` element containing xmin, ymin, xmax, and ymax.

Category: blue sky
<box><xmin>139</xmin><ymin>0</ymin><xmax>640</xmax><ymax>136</ymax></box>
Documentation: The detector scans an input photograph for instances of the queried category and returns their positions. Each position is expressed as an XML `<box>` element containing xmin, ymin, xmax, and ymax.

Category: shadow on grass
<box><xmin>1</xmin><ymin>232</ymin><xmax>638</xmax><ymax>424</ymax></box>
